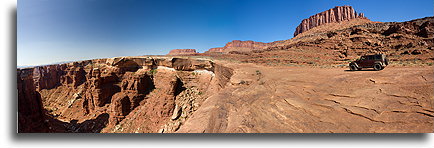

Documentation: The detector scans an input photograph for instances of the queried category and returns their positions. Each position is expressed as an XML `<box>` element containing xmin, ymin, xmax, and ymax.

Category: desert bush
<box><xmin>255</xmin><ymin>70</ymin><xmax>262</xmax><ymax>76</ymax></box>
<box><xmin>148</xmin><ymin>69</ymin><xmax>157</xmax><ymax>75</ymax></box>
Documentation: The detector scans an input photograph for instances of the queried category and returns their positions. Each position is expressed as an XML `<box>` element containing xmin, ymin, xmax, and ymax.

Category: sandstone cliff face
<box><xmin>17</xmin><ymin>57</ymin><xmax>233</xmax><ymax>133</ymax></box>
<box><xmin>383</xmin><ymin>18</ymin><xmax>434</xmax><ymax>38</ymax></box>
<box><xmin>294</xmin><ymin>5</ymin><xmax>367</xmax><ymax>37</ymax></box>
<box><xmin>206</xmin><ymin>40</ymin><xmax>271</xmax><ymax>53</ymax></box>
<box><xmin>17</xmin><ymin>69</ymin><xmax>48</xmax><ymax>133</ymax></box>
<box><xmin>207</xmin><ymin>47</ymin><xmax>225</xmax><ymax>53</ymax></box>
<box><xmin>167</xmin><ymin>49</ymin><xmax>197</xmax><ymax>56</ymax></box>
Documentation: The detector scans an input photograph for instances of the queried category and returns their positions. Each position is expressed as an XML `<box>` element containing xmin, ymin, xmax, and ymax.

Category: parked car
<box><xmin>349</xmin><ymin>54</ymin><xmax>389</xmax><ymax>71</ymax></box>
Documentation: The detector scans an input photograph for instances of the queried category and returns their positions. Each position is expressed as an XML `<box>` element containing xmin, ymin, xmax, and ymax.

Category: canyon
<box><xmin>18</xmin><ymin>57</ymin><xmax>233</xmax><ymax>133</ymax></box>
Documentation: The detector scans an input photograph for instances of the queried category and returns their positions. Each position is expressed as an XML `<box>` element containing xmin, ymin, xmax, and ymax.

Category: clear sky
<box><xmin>17</xmin><ymin>0</ymin><xmax>433</xmax><ymax>66</ymax></box>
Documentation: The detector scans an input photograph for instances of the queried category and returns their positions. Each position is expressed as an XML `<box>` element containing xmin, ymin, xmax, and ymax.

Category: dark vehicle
<box><xmin>349</xmin><ymin>54</ymin><xmax>389</xmax><ymax>71</ymax></box>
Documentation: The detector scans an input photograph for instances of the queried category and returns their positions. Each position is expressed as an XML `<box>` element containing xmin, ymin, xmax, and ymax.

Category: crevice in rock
<box><xmin>324</xmin><ymin>98</ymin><xmax>342</xmax><ymax>105</ymax></box>
<box><xmin>416</xmin><ymin>111</ymin><xmax>434</xmax><ymax>118</ymax></box>
<box><xmin>351</xmin><ymin>105</ymin><xmax>380</xmax><ymax>114</ymax></box>
<box><xmin>329</xmin><ymin>93</ymin><xmax>353</xmax><ymax>98</ymax></box>
<box><xmin>342</xmin><ymin>107</ymin><xmax>385</xmax><ymax>123</ymax></box>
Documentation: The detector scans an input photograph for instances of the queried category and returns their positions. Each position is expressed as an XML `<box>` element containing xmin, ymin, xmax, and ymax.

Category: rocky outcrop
<box><xmin>60</xmin><ymin>66</ymin><xmax>86</xmax><ymax>88</ymax></box>
<box><xmin>33</xmin><ymin>65</ymin><xmax>66</xmax><ymax>90</ymax></box>
<box><xmin>206</xmin><ymin>40</ymin><xmax>271</xmax><ymax>53</ymax></box>
<box><xmin>294</xmin><ymin>5</ymin><xmax>367</xmax><ymax>37</ymax></box>
<box><xmin>109</xmin><ymin>69</ymin><xmax>153</xmax><ymax>125</ymax></box>
<box><xmin>167</xmin><ymin>49</ymin><xmax>197</xmax><ymax>56</ymax></box>
<box><xmin>383</xmin><ymin>18</ymin><xmax>434</xmax><ymax>38</ymax></box>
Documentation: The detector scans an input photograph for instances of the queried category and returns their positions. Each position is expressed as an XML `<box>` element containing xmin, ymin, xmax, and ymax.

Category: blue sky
<box><xmin>18</xmin><ymin>0</ymin><xmax>433</xmax><ymax>66</ymax></box>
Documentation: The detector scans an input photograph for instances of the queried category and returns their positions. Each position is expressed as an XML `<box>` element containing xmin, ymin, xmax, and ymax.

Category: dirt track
<box><xmin>178</xmin><ymin>64</ymin><xmax>434</xmax><ymax>133</ymax></box>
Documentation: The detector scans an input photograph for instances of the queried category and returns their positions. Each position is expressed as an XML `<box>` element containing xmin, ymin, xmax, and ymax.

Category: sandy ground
<box><xmin>178</xmin><ymin>63</ymin><xmax>434</xmax><ymax>133</ymax></box>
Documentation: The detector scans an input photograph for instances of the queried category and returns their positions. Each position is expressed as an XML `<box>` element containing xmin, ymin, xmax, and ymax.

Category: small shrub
<box><xmin>148</xmin><ymin>69</ymin><xmax>157</xmax><ymax>75</ymax></box>
<box><xmin>255</xmin><ymin>70</ymin><xmax>261</xmax><ymax>75</ymax></box>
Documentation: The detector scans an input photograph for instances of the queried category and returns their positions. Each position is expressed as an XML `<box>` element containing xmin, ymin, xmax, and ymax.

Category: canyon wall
<box><xmin>17</xmin><ymin>69</ymin><xmax>48</xmax><ymax>132</ymax></box>
<box><xmin>294</xmin><ymin>5</ymin><xmax>367</xmax><ymax>37</ymax></box>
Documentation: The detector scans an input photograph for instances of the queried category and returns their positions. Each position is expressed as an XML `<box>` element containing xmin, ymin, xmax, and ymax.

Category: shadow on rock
<box><xmin>47</xmin><ymin>113</ymin><xmax>110</xmax><ymax>133</ymax></box>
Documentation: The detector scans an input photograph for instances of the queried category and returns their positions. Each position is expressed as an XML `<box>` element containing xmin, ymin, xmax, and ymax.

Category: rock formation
<box><xmin>383</xmin><ymin>18</ymin><xmax>434</xmax><ymax>38</ymax></box>
<box><xmin>206</xmin><ymin>40</ymin><xmax>271</xmax><ymax>53</ymax></box>
<box><xmin>167</xmin><ymin>49</ymin><xmax>197</xmax><ymax>56</ymax></box>
<box><xmin>207</xmin><ymin>47</ymin><xmax>225</xmax><ymax>53</ymax></box>
<box><xmin>294</xmin><ymin>5</ymin><xmax>367</xmax><ymax>37</ymax></box>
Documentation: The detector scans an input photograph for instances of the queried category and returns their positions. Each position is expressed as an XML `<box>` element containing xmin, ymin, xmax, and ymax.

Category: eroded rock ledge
<box><xmin>17</xmin><ymin>57</ymin><xmax>233</xmax><ymax>133</ymax></box>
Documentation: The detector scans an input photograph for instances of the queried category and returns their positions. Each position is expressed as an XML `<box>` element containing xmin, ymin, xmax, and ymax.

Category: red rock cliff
<box><xmin>294</xmin><ymin>5</ymin><xmax>367</xmax><ymax>37</ymax></box>
<box><xmin>206</xmin><ymin>40</ymin><xmax>271</xmax><ymax>53</ymax></box>
<box><xmin>167</xmin><ymin>49</ymin><xmax>197</xmax><ymax>56</ymax></box>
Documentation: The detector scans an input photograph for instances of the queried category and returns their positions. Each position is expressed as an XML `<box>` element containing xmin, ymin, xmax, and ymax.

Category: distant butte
<box><xmin>205</xmin><ymin>40</ymin><xmax>272</xmax><ymax>54</ymax></box>
<box><xmin>167</xmin><ymin>49</ymin><xmax>197</xmax><ymax>56</ymax></box>
<box><xmin>294</xmin><ymin>5</ymin><xmax>368</xmax><ymax>37</ymax></box>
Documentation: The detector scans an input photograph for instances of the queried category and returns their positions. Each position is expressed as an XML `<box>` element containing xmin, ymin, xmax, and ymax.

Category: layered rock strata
<box><xmin>206</xmin><ymin>40</ymin><xmax>271</xmax><ymax>53</ymax></box>
<box><xmin>17</xmin><ymin>57</ymin><xmax>233</xmax><ymax>133</ymax></box>
<box><xmin>294</xmin><ymin>5</ymin><xmax>367</xmax><ymax>37</ymax></box>
<box><xmin>167</xmin><ymin>49</ymin><xmax>197</xmax><ymax>56</ymax></box>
